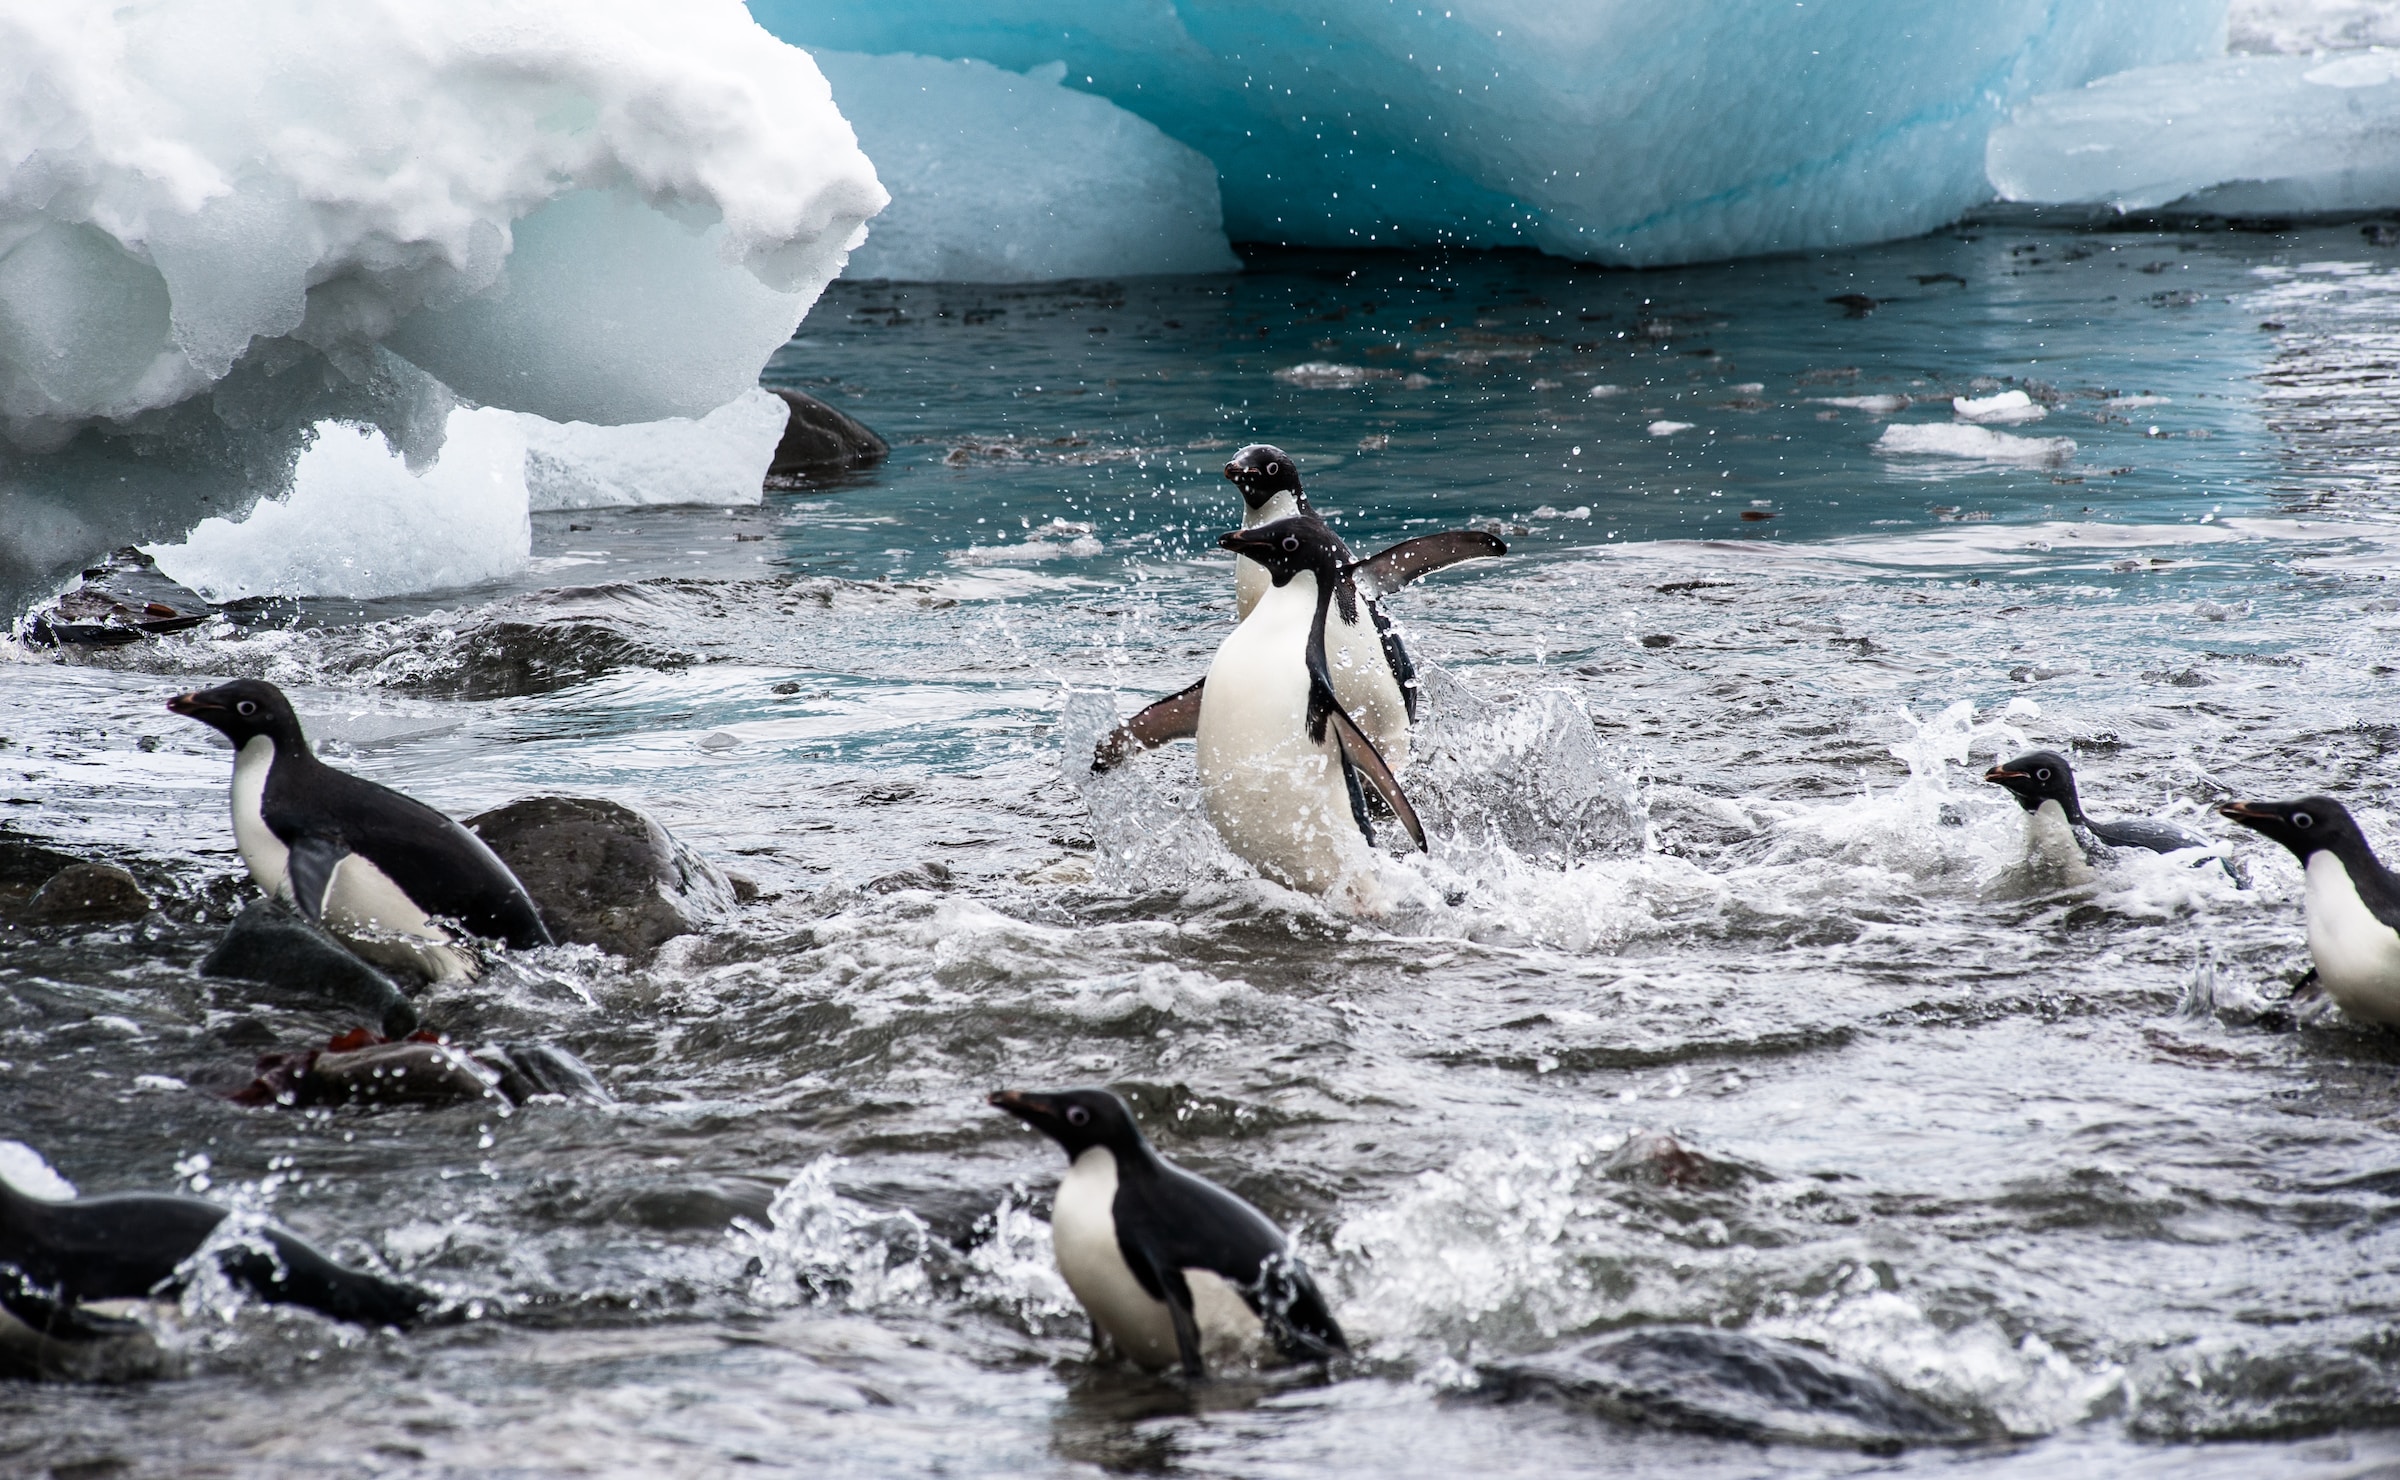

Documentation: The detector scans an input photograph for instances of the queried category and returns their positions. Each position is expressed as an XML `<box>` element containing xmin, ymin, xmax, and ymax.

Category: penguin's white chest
<box><xmin>2022</xmin><ymin>799</ymin><xmax>2095</xmax><ymax>880</ymax></box>
<box><xmin>1195</xmin><ymin>580</ymin><xmax>1374</xmax><ymax>896</ymax></box>
<box><xmin>230</xmin><ymin>736</ymin><xmax>290</xmax><ymax>895</ymax></box>
<box><xmin>1051</xmin><ymin>1148</ymin><xmax>1265</xmax><ymax>1372</ymax></box>
<box><xmin>1321</xmin><ymin>601</ymin><xmax>1410</xmax><ymax>772</ymax></box>
<box><xmin>2304</xmin><ymin>852</ymin><xmax>2400</xmax><ymax>1023</ymax></box>
<box><xmin>1232</xmin><ymin>492</ymin><xmax>1301</xmax><ymax>623</ymax></box>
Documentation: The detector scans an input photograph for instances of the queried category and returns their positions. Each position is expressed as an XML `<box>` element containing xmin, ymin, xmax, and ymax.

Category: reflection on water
<box><xmin>9</xmin><ymin>224</ymin><xmax>2400</xmax><ymax>1476</ymax></box>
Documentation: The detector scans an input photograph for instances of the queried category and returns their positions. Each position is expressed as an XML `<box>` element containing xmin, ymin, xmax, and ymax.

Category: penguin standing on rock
<box><xmin>2220</xmin><ymin>796</ymin><xmax>2400</xmax><ymax>1024</ymax></box>
<box><xmin>1094</xmin><ymin>446</ymin><xmax>1503</xmax><ymax>774</ymax></box>
<box><xmin>1984</xmin><ymin>750</ymin><xmax>2211</xmax><ymax>870</ymax></box>
<box><xmin>168</xmin><ymin>679</ymin><xmax>550</xmax><ymax>982</ymax></box>
<box><xmin>989</xmin><ymin>1088</ymin><xmax>1346</xmax><ymax>1378</ymax></box>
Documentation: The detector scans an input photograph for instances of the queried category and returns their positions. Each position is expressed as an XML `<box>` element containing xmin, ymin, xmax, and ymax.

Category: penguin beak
<box><xmin>2217</xmin><ymin>800</ymin><xmax>2274</xmax><ymax>827</ymax></box>
<box><xmin>1223</xmin><ymin>461</ymin><xmax>1243</xmax><ymax>483</ymax></box>
<box><xmin>1219</xmin><ymin>528</ymin><xmax>1274</xmax><ymax>557</ymax></box>
<box><xmin>167</xmin><ymin>690</ymin><xmax>219</xmax><ymax>718</ymax></box>
<box><xmin>1983</xmin><ymin>764</ymin><xmax>2026</xmax><ymax>785</ymax></box>
<box><xmin>988</xmin><ymin>1088</ymin><xmax>1055</xmax><ymax>1128</ymax></box>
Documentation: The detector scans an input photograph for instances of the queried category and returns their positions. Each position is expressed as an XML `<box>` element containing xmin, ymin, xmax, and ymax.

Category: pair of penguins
<box><xmin>1987</xmin><ymin>750</ymin><xmax>2400</xmax><ymax>1025</ymax></box>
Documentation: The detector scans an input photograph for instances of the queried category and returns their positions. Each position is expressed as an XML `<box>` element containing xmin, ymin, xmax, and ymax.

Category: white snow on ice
<box><xmin>0</xmin><ymin>1141</ymin><xmax>77</xmax><ymax>1201</ymax></box>
<box><xmin>522</xmin><ymin>388</ymin><xmax>788</xmax><ymax>512</ymax></box>
<box><xmin>1875</xmin><ymin>423</ymin><xmax>2079</xmax><ymax>465</ymax></box>
<box><xmin>1953</xmin><ymin>390</ymin><xmax>2047</xmax><ymax>424</ymax></box>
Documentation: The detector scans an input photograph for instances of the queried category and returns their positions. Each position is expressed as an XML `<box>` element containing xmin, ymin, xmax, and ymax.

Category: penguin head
<box><xmin>1224</xmin><ymin>444</ymin><xmax>1303</xmax><ymax>511</ymax></box>
<box><xmin>167</xmin><ymin>679</ymin><xmax>308</xmax><ymax>752</ymax></box>
<box><xmin>2219</xmin><ymin>795</ymin><xmax>2369</xmax><ymax>865</ymax></box>
<box><xmin>1983</xmin><ymin>750</ymin><xmax>2082</xmax><ymax>818</ymax></box>
<box><xmin>990</xmin><ymin>1087</ymin><xmax>1146</xmax><ymax>1160</ymax></box>
<box><xmin>1219</xmin><ymin>515</ymin><xmax>1346</xmax><ymax>587</ymax></box>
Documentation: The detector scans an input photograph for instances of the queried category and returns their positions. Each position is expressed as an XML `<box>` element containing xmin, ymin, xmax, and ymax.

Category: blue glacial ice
<box><xmin>818</xmin><ymin>52</ymin><xmax>1239</xmax><ymax>282</ymax></box>
<box><xmin>1990</xmin><ymin>48</ymin><xmax>2400</xmax><ymax>217</ymax></box>
<box><xmin>751</xmin><ymin>0</ymin><xmax>2227</xmax><ymax>265</ymax></box>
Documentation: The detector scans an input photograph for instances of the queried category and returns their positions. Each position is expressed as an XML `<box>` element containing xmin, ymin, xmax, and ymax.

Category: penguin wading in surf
<box><xmin>1094</xmin><ymin>445</ymin><xmax>1504</xmax><ymax>775</ymax></box>
<box><xmin>990</xmin><ymin>1088</ymin><xmax>1346</xmax><ymax>1378</ymax></box>
<box><xmin>2220</xmin><ymin>795</ymin><xmax>2400</xmax><ymax>1025</ymax></box>
<box><xmin>169</xmin><ymin>679</ymin><xmax>550</xmax><ymax>983</ymax></box>
<box><xmin>1183</xmin><ymin>514</ymin><xmax>1426</xmax><ymax>904</ymax></box>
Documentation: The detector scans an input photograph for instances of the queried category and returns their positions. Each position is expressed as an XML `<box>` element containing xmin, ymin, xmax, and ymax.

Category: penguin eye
<box><xmin>235</xmin><ymin>700</ymin><xmax>257</xmax><ymax>717</ymax></box>
<box><xmin>2034</xmin><ymin>767</ymin><xmax>2051</xmax><ymax>782</ymax></box>
<box><xmin>2293</xmin><ymin>811</ymin><xmax>2314</xmax><ymax>829</ymax></box>
<box><xmin>1281</xmin><ymin>536</ymin><xmax>1299</xmax><ymax>552</ymax></box>
<box><xmin>1064</xmin><ymin>1105</ymin><xmax>1090</xmax><ymax>1127</ymax></box>
<box><xmin>1265</xmin><ymin>462</ymin><xmax>1280</xmax><ymax>475</ymax></box>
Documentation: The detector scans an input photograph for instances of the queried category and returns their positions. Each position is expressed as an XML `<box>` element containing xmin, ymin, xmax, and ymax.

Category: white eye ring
<box><xmin>1281</xmin><ymin>536</ymin><xmax>1299</xmax><ymax>551</ymax></box>
<box><xmin>2035</xmin><ymin>768</ymin><xmax>2051</xmax><ymax>781</ymax></box>
<box><xmin>236</xmin><ymin>700</ymin><xmax>257</xmax><ymax>716</ymax></box>
<box><xmin>1265</xmin><ymin>462</ymin><xmax>1281</xmax><ymax>475</ymax></box>
<box><xmin>1064</xmin><ymin>1105</ymin><xmax>1090</xmax><ymax>1127</ymax></box>
<box><xmin>2293</xmin><ymin>811</ymin><xmax>2314</xmax><ymax>829</ymax></box>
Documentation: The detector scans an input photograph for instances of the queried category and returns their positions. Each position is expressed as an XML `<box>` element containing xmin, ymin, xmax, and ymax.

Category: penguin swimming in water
<box><xmin>1094</xmin><ymin>447</ymin><xmax>1503</xmax><ymax>775</ymax></box>
<box><xmin>168</xmin><ymin>679</ymin><xmax>550</xmax><ymax>982</ymax></box>
<box><xmin>989</xmin><ymin>1088</ymin><xmax>1345</xmax><ymax>1378</ymax></box>
<box><xmin>1190</xmin><ymin>515</ymin><xmax>1425</xmax><ymax>903</ymax></box>
<box><xmin>1984</xmin><ymin>750</ymin><xmax>2212</xmax><ymax>871</ymax></box>
<box><xmin>2220</xmin><ymin>795</ymin><xmax>2400</xmax><ymax>1025</ymax></box>
<box><xmin>1</xmin><ymin>1146</ymin><xmax>435</xmax><ymax>1378</ymax></box>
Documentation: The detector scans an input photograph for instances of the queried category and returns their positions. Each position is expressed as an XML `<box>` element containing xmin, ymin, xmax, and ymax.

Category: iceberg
<box><xmin>1990</xmin><ymin>50</ymin><xmax>2400</xmax><ymax>216</ymax></box>
<box><xmin>521</xmin><ymin>388</ymin><xmax>792</xmax><ymax>513</ymax></box>
<box><xmin>816</xmin><ymin>52</ymin><xmax>1238</xmax><ymax>282</ymax></box>
<box><xmin>0</xmin><ymin>0</ymin><xmax>883</xmax><ymax>609</ymax></box>
<box><xmin>749</xmin><ymin>0</ymin><xmax>2225</xmax><ymax>265</ymax></box>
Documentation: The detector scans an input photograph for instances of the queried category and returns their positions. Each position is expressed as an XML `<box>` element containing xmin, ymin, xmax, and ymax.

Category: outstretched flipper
<box><xmin>1351</xmin><ymin>530</ymin><xmax>1507</xmax><ymax>601</ymax></box>
<box><xmin>1250</xmin><ymin>1252</ymin><xmax>1349</xmax><ymax>1364</ymax></box>
<box><xmin>1092</xmin><ymin>680</ymin><xmax>1206</xmax><ymax>772</ymax></box>
<box><xmin>1307</xmin><ymin>677</ymin><xmax>1426</xmax><ymax>851</ymax></box>
<box><xmin>282</xmin><ymin>834</ymin><xmax>348</xmax><ymax>923</ymax></box>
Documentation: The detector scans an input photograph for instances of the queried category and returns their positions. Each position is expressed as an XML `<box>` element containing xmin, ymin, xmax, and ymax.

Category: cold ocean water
<box><xmin>8</xmin><ymin>223</ymin><xmax>2400</xmax><ymax>1476</ymax></box>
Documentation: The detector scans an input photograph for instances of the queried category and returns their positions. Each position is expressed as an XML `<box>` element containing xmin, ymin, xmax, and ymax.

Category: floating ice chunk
<box><xmin>815</xmin><ymin>52</ymin><xmax>1237</xmax><ymax>282</ymax></box>
<box><xmin>521</xmin><ymin>388</ymin><xmax>788</xmax><ymax>512</ymax></box>
<box><xmin>0</xmin><ymin>1142</ymin><xmax>76</xmax><ymax>1201</ymax></box>
<box><xmin>1647</xmin><ymin>420</ymin><xmax>1696</xmax><ymax>437</ymax></box>
<box><xmin>1531</xmin><ymin>506</ymin><xmax>1592</xmax><ymax>520</ymax></box>
<box><xmin>1275</xmin><ymin>362</ymin><xmax>1400</xmax><ymax>389</ymax></box>
<box><xmin>1875</xmin><ymin>423</ymin><xmax>2077</xmax><ymax>464</ymax></box>
<box><xmin>1991</xmin><ymin>51</ymin><xmax>2400</xmax><ymax>217</ymax></box>
<box><xmin>1815</xmin><ymin>394</ymin><xmax>1913</xmax><ymax>415</ymax></box>
<box><xmin>1588</xmin><ymin>384</ymin><xmax>1629</xmax><ymax>399</ymax></box>
<box><xmin>147</xmin><ymin>408</ymin><xmax>531</xmax><ymax>601</ymax></box>
<box><xmin>2104</xmin><ymin>395</ymin><xmax>2173</xmax><ymax>410</ymax></box>
<box><xmin>1953</xmin><ymin>390</ymin><xmax>2047</xmax><ymax>425</ymax></box>
<box><xmin>754</xmin><ymin>0</ymin><xmax>2222</xmax><ymax>266</ymax></box>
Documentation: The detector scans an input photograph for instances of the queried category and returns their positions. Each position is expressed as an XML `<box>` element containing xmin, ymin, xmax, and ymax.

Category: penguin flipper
<box><xmin>1157</xmin><ymin>1265</ymin><xmax>1207</xmax><ymax>1379</ymax></box>
<box><xmin>1351</xmin><ymin>530</ymin><xmax>1507</xmax><ymax>600</ymax></box>
<box><xmin>1093</xmin><ymin>679</ymin><xmax>1205</xmax><ymax>772</ymax></box>
<box><xmin>283</xmin><ymin>835</ymin><xmax>349</xmax><ymax>923</ymax></box>
<box><xmin>1313</xmin><ymin>685</ymin><xmax>1426</xmax><ymax>851</ymax></box>
<box><xmin>1249</xmin><ymin>1252</ymin><xmax>1349</xmax><ymax>1364</ymax></box>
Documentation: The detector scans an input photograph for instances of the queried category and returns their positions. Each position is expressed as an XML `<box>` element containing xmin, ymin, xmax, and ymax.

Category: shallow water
<box><xmin>8</xmin><ymin>223</ymin><xmax>2400</xmax><ymax>1476</ymax></box>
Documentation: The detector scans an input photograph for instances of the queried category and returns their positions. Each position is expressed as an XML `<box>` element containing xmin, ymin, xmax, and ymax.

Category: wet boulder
<box><xmin>20</xmin><ymin>547</ymin><xmax>210</xmax><ymax>647</ymax></box>
<box><xmin>1475</xmin><ymin>1326</ymin><xmax>1969</xmax><ymax>1453</ymax></box>
<box><xmin>466</xmin><ymin>795</ymin><xmax>733</xmax><ymax>961</ymax></box>
<box><xmin>765</xmin><ymin>389</ymin><xmax>887</xmax><ymax>485</ymax></box>
<box><xmin>0</xmin><ymin>832</ymin><xmax>89</xmax><ymax>918</ymax></box>
<box><xmin>199</xmin><ymin>899</ymin><xmax>419</xmax><ymax>1038</ymax></box>
<box><xmin>19</xmin><ymin>863</ymin><xmax>151</xmax><ymax>926</ymax></box>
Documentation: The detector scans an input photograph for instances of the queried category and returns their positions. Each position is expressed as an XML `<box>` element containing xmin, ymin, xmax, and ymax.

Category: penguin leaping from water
<box><xmin>1983</xmin><ymin>750</ymin><xmax>2212</xmax><ymax>872</ymax></box>
<box><xmin>1094</xmin><ymin>445</ymin><xmax>1503</xmax><ymax>775</ymax></box>
<box><xmin>989</xmin><ymin>1088</ymin><xmax>1346</xmax><ymax>1378</ymax></box>
<box><xmin>2220</xmin><ymin>795</ymin><xmax>2400</xmax><ymax>1025</ymax></box>
<box><xmin>168</xmin><ymin>679</ymin><xmax>550</xmax><ymax>982</ymax></box>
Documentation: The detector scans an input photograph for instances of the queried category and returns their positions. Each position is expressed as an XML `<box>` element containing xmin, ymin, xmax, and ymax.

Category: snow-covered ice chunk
<box><xmin>817</xmin><ymin>53</ymin><xmax>1237</xmax><ymax>282</ymax></box>
<box><xmin>1647</xmin><ymin>420</ymin><xmax>1695</xmax><ymax>437</ymax></box>
<box><xmin>1953</xmin><ymin>390</ymin><xmax>2047</xmax><ymax>424</ymax></box>
<box><xmin>521</xmin><ymin>388</ymin><xmax>788</xmax><ymax>512</ymax></box>
<box><xmin>753</xmin><ymin>0</ymin><xmax>2222</xmax><ymax>266</ymax></box>
<box><xmin>1815</xmin><ymin>394</ymin><xmax>1912</xmax><ymax>415</ymax></box>
<box><xmin>147</xmin><ymin>409</ymin><xmax>531</xmax><ymax>601</ymax></box>
<box><xmin>1875</xmin><ymin>423</ymin><xmax>2077</xmax><ymax>464</ymax></box>
<box><xmin>1991</xmin><ymin>51</ymin><xmax>2400</xmax><ymax>217</ymax></box>
<box><xmin>1275</xmin><ymin>363</ymin><xmax>1400</xmax><ymax>389</ymax></box>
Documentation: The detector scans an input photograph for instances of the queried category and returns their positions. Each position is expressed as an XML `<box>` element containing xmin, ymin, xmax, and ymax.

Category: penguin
<box><xmin>1093</xmin><ymin>448</ymin><xmax>1502</xmax><ymax>775</ymax></box>
<box><xmin>988</xmin><ymin>1088</ymin><xmax>1345</xmax><ymax>1378</ymax></box>
<box><xmin>2219</xmin><ymin>796</ymin><xmax>2400</xmax><ymax>1024</ymax></box>
<box><xmin>168</xmin><ymin>679</ymin><xmax>550</xmax><ymax>982</ymax></box>
<box><xmin>1189</xmin><ymin>515</ymin><xmax>1425</xmax><ymax>902</ymax></box>
<box><xmin>1</xmin><ymin>1147</ymin><xmax>435</xmax><ymax>1378</ymax></box>
<box><xmin>1984</xmin><ymin>750</ymin><xmax>2212</xmax><ymax>870</ymax></box>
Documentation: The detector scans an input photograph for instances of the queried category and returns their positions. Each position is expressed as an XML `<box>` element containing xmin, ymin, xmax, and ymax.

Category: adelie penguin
<box><xmin>989</xmin><ymin>1088</ymin><xmax>1345</xmax><ymax>1378</ymax></box>
<box><xmin>1094</xmin><ymin>445</ymin><xmax>1504</xmax><ymax>775</ymax></box>
<box><xmin>2220</xmin><ymin>795</ymin><xmax>2400</xmax><ymax>1025</ymax></box>
<box><xmin>169</xmin><ymin>679</ymin><xmax>550</xmax><ymax>982</ymax></box>
<box><xmin>1984</xmin><ymin>750</ymin><xmax>2212</xmax><ymax>875</ymax></box>
<box><xmin>0</xmin><ymin>1143</ymin><xmax>435</xmax><ymax>1380</ymax></box>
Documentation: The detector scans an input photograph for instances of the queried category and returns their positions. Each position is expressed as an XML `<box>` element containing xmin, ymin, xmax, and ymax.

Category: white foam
<box><xmin>0</xmin><ymin>1141</ymin><xmax>77</xmax><ymax>1201</ymax></box>
<box><xmin>816</xmin><ymin>52</ymin><xmax>1237</xmax><ymax>282</ymax></box>
<box><xmin>521</xmin><ymin>387</ymin><xmax>787</xmax><ymax>512</ymax></box>
<box><xmin>146</xmin><ymin>407</ymin><xmax>531</xmax><ymax>600</ymax></box>
<box><xmin>1875</xmin><ymin>422</ymin><xmax>2077</xmax><ymax>464</ymax></box>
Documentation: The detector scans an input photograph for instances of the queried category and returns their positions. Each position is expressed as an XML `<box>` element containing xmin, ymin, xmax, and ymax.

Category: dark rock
<box><xmin>466</xmin><ymin>796</ymin><xmax>732</xmax><ymax>960</ymax></box>
<box><xmin>868</xmin><ymin>860</ymin><xmax>953</xmax><ymax>894</ymax></box>
<box><xmin>20</xmin><ymin>547</ymin><xmax>211</xmax><ymax>647</ymax></box>
<box><xmin>400</xmin><ymin>618</ymin><xmax>693</xmax><ymax>700</ymax></box>
<box><xmin>765</xmin><ymin>389</ymin><xmax>887</xmax><ymax>484</ymax></box>
<box><xmin>1475</xmin><ymin>1326</ymin><xmax>1970</xmax><ymax>1452</ymax></box>
<box><xmin>21</xmin><ymin>864</ymin><xmax>151</xmax><ymax>925</ymax></box>
<box><xmin>199</xmin><ymin>899</ymin><xmax>419</xmax><ymax>1038</ymax></box>
<box><xmin>479</xmin><ymin>1041</ymin><xmax>609</xmax><ymax>1103</ymax></box>
<box><xmin>1601</xmin><ymin>1131</ymin><xmax>1762</xmax><ymax>1192</ymax></box>
<box><xmin>0</xmin><ymin>832</ymin><xmax>85</xmax><ymax>916</ymax></box>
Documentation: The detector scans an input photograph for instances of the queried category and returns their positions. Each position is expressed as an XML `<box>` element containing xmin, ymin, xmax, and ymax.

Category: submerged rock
<box><xmin>199</xmin><ymin>900</ymin><xmax>419</xmax><ymax>1038</ymax></box>
<box><xmin>230</xmin><ymin>1029</ymin><xmax>607</xmax><ymax>1110</ymax></box>
<box><xmin>765</xmin><ymin>389</ymin><xmax>887</xmax><ymax>485</ymax></box>
<box><xmin>0</xmin><ymin>833</ymin><xmax>93</xmax><ymax>918</ymax></box>
<box><xmin>1475</xmin><ymin>1326</ymin><xmax>1969</xmax><ymax>1452</ymax></box>
<box><xmin>20</xmin><ymin>864</ymin><xmax>151</xmax><ymax>926</ymax></box>
<box><xmin>19</xmin><ymin>548</ymin><xmax>210</xmax><ymax>647</ymax></box>
<box><xmin>466</xmin><ymin>796</ymin><xmax>733</xmax><ymax>961</ymax></box>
